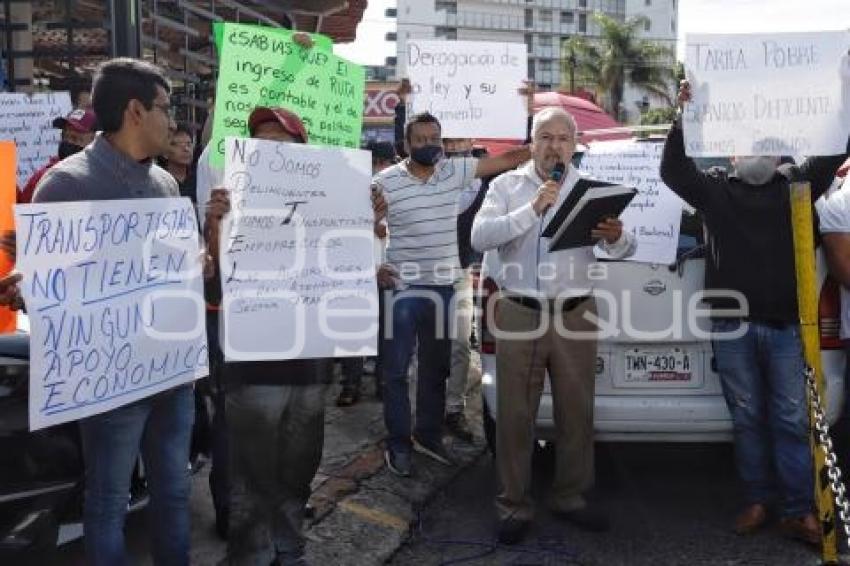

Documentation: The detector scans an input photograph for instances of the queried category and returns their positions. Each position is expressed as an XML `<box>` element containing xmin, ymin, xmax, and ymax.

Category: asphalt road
<box><xmin>390</xmin><ymin>442</ymin><xmax>832</xmax><ymax>566</ymax></box>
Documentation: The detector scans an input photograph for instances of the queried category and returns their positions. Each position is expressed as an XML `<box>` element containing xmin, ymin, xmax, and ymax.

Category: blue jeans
<box><xmin>712</xmin><ymin>319</ymin><xmax>813</xmax><ymax>518</ymax></box>
<box><xmin>382</xmin><ymin>285</ymin><xmax>454</xmax><ymax>453</ymax></box>
<box><xmin>80</xmin><ymin>384</ymin><xmax>194</xmax><ymax>566</ymax></box>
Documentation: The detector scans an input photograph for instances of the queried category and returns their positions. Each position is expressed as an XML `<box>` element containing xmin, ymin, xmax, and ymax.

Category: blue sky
<box><xmin>334</xmin><ymin>0</ymin><xmax>850</xmax><ymax>66</ymax></box>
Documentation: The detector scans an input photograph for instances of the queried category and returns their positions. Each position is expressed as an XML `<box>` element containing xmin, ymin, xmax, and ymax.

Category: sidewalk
<box><xmin>188</xmin><ymin>356</ymin><xmax>486</xmax><ymax>565</ymax></box>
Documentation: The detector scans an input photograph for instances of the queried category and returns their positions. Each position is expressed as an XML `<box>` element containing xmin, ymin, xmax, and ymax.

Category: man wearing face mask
<box><xmin>660</xmin><ymin>80</ymin><xmax>850</xmax><ymax>545</ymax></box>
<box><xmin>18</xmin><ymin>107</ymin><xmax>98</xmax><ymax>204</ymax></box>
<box><xmin>373</xmin><ymin>112</ymin><xmax>530</xmax><ymax>477</ymax></box>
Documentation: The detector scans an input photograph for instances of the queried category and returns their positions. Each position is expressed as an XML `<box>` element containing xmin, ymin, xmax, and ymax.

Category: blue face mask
<box><xmin>410</xmin><ymin>144</ymin><xmax>443</xmax><ymax>166</ymax></box>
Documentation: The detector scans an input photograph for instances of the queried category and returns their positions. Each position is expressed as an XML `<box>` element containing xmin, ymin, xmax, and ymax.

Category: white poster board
<box><xmin>405</xmin><ymin>40</ymin><xmax>528</xmax><ymax>139</ymax></box>
<box><xmin>221</xmin><ymin>137</ymin><xmax>377</xmax><ymax>361</ymax></box>
<box><xmin>683</xmin><ymin>30</ymin><xmax>850</xmax><ymax>157</ymax></box>
<box><xmin>16</xmin><ymin>198</ymin><xmax>208</xmax><ymax>430</ymax></box>
<box><xmin>0</xmin><ymin>92</ymin><xmax>73</xmax><ymax>187</ymax></box>
<box><xmin>580</xmin><ymin>140</ymin><xmax>684</xmax><ymax>265</ymax></box>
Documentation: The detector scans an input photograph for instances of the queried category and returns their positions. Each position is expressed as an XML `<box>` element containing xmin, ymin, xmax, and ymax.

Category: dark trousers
<box><xmin>223</xmin><ymin>368</ymin><xmax>328</xmax><ymax>565</ymax></box>
<box><xmin>206</xmin><ymin>311</ymin><xmax>230</xmax><ymax>534</ymax></box>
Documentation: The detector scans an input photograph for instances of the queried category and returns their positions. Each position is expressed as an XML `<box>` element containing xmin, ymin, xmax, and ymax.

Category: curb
<box><xmin>305</xmin><ymin>436</ymin><xmax>487</xmax><ymax>565</ymax></box>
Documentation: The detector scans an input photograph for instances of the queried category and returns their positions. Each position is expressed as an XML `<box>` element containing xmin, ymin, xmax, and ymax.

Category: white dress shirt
<box><xmin>195</xmin><ymin>144</ymin><xmax>223</xmax><ymax>232</ymax></box>
<box><xmin>471</xmin><ymin>161</ymin><xmax>636</xmax><ymax>299</ymax></box>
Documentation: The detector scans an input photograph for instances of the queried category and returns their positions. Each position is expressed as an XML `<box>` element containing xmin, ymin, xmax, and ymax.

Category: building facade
<box><xmin>392</xmin><ymin>0</ymin><xmax>677</xmax><ymax>122</ymax></box>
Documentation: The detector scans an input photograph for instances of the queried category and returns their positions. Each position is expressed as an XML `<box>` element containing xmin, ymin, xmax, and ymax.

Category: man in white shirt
<box><xmin>471</xmin><ymin>107</ymin><xmax>635</xmax><ymax>544</ymax></box>
<box><xmin>818</xmin><ymin>163</ymin><xmax>850</xmax><ymax>465</ymax></box>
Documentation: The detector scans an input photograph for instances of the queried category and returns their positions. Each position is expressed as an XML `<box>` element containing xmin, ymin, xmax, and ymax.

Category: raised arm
<box><xmin>798</xmin><ymin>137</ymin><xmax>850</xmax><ymax>201</ymax></box>
<box><xmin>474</xmin><ymin>144</ymin><xmax>531</xmax><ymax>180</ymax></box>
<box><xmin>659</xmin><ymin>80</ymin><xmax>724</xmax><ymax>212</ymax></box>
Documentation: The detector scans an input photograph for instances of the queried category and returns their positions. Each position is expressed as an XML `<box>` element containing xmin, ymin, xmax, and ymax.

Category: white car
<box><xmin>476</xmin><ymin>157</ymin><xmax>844</xmax><ymax>446</ymax></box>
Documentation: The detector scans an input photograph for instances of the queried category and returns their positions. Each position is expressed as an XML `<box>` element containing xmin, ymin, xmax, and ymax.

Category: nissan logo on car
<box><xmin>643</xmin><ymin>279</ymin><xmax>667</xmax><ymax>296</ymax></box>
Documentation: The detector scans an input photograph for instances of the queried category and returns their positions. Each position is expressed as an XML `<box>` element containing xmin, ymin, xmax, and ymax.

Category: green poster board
<box><xmin>210</xmin><ymin>23</ymin><xmax>363</xmax><ymax>166</ymax></box>
<box><xmin>212</xmin><ymin>22</ymin><xmax>333</xmax><ymax>56</ymax></box>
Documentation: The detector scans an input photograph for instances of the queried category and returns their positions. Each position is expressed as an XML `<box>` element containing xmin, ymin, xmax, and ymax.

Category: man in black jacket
<box><xmin>660</xmin><ymin>80</ymin><xmax>849</xmax><ymax>546</ymax></box>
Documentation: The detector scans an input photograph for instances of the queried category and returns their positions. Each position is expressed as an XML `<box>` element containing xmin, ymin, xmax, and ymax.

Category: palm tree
<box><xmin>561</xmin><ymin>12</ymin><xmax>676</xmax><ymax>120</ymax></box>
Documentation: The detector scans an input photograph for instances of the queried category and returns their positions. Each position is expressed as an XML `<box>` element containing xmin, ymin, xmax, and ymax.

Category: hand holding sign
<box><xmin>519</xmin><ymin>80</ymin><xmax>536</xmax><ymax>116</ymax></box>
<box><xmin>591</xmin><ymin>218</ymin><xmax>625</xmax><ymax>245</ymax></box>
<box><xmin>371</xmin><ymin>183</ymin><xmax>387</xmax><ymax>223</ymax></box>
<box><xmin>677</xmin><ymin>79</ymin><xmax>692</xmax><ymax>110</ymax></box>
<box><xmin>0</xmin><ymin>272</ymin><xmax>22</xmax><ymax>310</ymax></box>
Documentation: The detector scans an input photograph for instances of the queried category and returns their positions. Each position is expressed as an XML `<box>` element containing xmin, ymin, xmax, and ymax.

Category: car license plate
<box><xmin>618</xmin><ymin>348</ymin><xmax>700</xmax><ymax>388</ymax></box>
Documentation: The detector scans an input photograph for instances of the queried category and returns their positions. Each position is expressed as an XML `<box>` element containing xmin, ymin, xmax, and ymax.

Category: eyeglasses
<box><xmin>152</xmin><ymin>102</ymin><xmax>176</xmax><ymax>120</ymax></box>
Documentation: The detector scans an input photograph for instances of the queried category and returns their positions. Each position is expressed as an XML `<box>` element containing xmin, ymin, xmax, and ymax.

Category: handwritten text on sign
<box><xmin>211</xmin><ymin>23</ymin><xmax>365</xmax><ymax>167</ymax></box>
<box><xmin>405</xmin><ymin>40</ymin><xmax>528</xmax><ymax>139</ymax></box>
<box><xmin>0</xmin><ymin>92</ymin><xmax>72</xmax><ymax>187</ymax></box>
<box><xmin>221</xmin><ymin>138</ymin><xmax>377</xmax><ymax>361</ymax></box>
<box><xmin>15</xmin><ymin>198</ymin><xmax>208</xmax><ymax>430</ymax></box>
<box><xmin>683</xmin><ymin>30</ymin><xmax>850</xmax><ymax>157</ymax></box>
<box><xmin>580</xmin><ymin>140</ymin><xmax>684</xmax><ymax>265</ymax></box>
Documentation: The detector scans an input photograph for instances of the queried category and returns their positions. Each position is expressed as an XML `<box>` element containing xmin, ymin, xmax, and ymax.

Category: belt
<box><xmin>506</xmin><ymin>294</ymin><xmax>590</xmax><ymax>314</ymax></box>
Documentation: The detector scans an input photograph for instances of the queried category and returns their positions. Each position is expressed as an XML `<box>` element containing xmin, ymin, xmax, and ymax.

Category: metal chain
<box><xmin>805</xmin><ymin>366</ymin><xmax>850</xmax><ymax>549</ymax></box>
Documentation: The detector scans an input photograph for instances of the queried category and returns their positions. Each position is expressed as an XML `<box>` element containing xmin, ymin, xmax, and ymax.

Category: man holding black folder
<box><xmin>471</xmin><ymin>107</ymin><xmax>636</xmax><ymax>544</ymax></box>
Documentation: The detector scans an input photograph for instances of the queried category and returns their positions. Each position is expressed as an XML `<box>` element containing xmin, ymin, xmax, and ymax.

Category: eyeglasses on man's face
<box><xmin>151</xmin><ymin>101</ymin><xmax>176</xmax><ymax>120</ymax></box>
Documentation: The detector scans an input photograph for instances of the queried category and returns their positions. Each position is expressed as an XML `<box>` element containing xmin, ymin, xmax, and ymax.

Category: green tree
<box><xmin>561</xmin><ymin>12</ymin><xmax>676</xmax><ymax>120</ymax></box>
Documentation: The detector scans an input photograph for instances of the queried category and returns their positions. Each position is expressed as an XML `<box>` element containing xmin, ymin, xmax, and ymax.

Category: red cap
<box><xmin>248</xmin><ymin>107</ymin><xmax>308</xmax><ymax>143</ymax></box>
<box><xmin>52</xmin><ymin>108</ymin><xmax>98</xmax><ymax>133</ymax></box>
<box><xmin>838</xmin><ymin>157</ymin><xmax>850</xmax><ymax>178</ymax></box>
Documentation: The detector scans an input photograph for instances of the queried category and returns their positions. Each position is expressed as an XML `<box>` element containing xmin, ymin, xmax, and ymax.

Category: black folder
<box><xmin>543</xmin><ymin>180</ymin><xmax>637</xmax><ymax>251</ymax></box>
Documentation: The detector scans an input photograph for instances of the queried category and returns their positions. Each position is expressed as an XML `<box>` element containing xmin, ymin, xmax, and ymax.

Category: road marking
<box><xmin>338</xmin><ymin>500</ymin><xmax>409</xmax><ymax>532</ymax></box>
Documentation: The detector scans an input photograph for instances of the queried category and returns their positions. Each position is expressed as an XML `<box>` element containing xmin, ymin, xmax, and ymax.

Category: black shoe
<box><xmin>412</xmin><ymin>436</ymin><xmax>454</xmax><ymax>466</ymax></box>
<box><xmin>552</xmin><ymin>505</ymin><xmax>610</xmax><ymax>532</ymax></box>
<box><xmin>445</xmin><ymin>412</ymin><xmax>475</xmax><ymax>443</ymax></box>
<box><xmin>385</xmin><ymin>448</ymin><xmax>412</xmax><ymax>477</ymax></box>
<box><xmin>335</xmin><ymin>387</ymin><xmax>360</xmax><ymax>407</ymax></box>
<box><xmin>189</xmin><ymin>453</ymin><xmax>209</xmax><ymax>475</ymax></box>
<box><xmin>497</xmin><ymin>517</ymin><xmax>530</xmax><ymax>545</ymax></box>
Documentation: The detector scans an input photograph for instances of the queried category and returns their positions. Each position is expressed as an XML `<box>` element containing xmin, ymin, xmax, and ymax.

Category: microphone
<box><xmin>549</xmin><ymin>161</ymin><xmax>565</xmax><ymax>182</ymax></box>
<box><xmin>542</xmin><ymin>162</ymin><xmax>566</xmax><ymax>216</ymax></box>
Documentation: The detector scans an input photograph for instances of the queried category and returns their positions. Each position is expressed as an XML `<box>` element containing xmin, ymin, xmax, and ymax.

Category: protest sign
<box><xmin>0</xmin><ymin>92</ymin><xmax>72</xmax><ymax>187</ymax></box>
<box><xmin>579</xmin><ymin>140</ymin><xmax>684</xmax><ymax>265</ymax></box>
<box><xmin>683</xmin><ymin>30</ymin><xmax>850</xmax><ymax>157</ymax></box>
<box><xmin>0</xmin><ymin>142</ymin><xmax>16</xmax><ymax>332</ymax></box>
<box><xmin>210</xmin><ymin>22</ymin><xmax>365</xmax><ymax>167</ymax></box>
<box><xmin>213</xmin><ymin>22</ymin><xmax>332</xmax><ymax>56</ymax></box>
<box><xmin>15</xmin><ymin>198</ymin><xmax>208</xmax><ymax>430</ymax></box>
<box><xmin>405</xmin><ymin>40</ymin><xmax>528</xmax><ymax>138</ymax></box>
<box><xmin>220</xmin><ymin>137</ymin><xmax>377</xmax><ymax>361</ymax></box>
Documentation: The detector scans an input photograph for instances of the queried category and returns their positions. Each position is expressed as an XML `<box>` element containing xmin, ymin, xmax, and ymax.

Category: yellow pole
<box><xmin>790</xmin><ymin>181</ymin><xmax>837</xmax><ymax>563</ymax></box>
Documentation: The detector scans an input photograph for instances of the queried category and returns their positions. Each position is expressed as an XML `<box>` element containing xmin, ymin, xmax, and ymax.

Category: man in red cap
<box><xmin>204</xmin><ymin>105</ymin><xmax>333</xmax><ymax>565</ymax></box>
<box><xmin>18</xmin><ymin>107</ymin><xmax>98</xmax><ymax>203</ymax></box>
